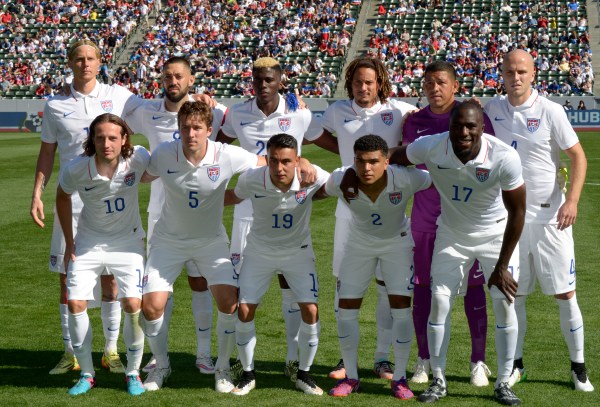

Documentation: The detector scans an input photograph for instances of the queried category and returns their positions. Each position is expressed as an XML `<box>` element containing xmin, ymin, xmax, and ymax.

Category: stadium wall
<box><xmin>3</xmin><ymin>97</ymin><xmax>598</xmax><ymax>133</ymax></box>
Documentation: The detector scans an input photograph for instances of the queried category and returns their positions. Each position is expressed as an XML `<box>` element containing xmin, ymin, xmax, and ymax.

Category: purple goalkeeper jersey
<box><xmin>402</xmin><ymin>101</ymin><xmax>495</xmax><ymax>233</ymax></box>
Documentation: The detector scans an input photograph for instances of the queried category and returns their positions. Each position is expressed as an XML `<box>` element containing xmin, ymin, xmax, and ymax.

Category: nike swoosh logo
<box><xmin>496</xmin><ymin>324</ymin><xmax>511</xmax><ymax>329</ymax></box>
<box><xmin>338</xmin><ymin>334</ymin><xmax>350</xmax><ymax>339</ymax></box>
<box><xmin>63</xmin><ymin>111</ymin><xmax>75</xmax><ymax>117</ymax></box>
<box><xmin>167</xmin><ymin>169</ymin><xmax>179</xmax><ymax>174</ymax></box>
<box><xmin>314</xmin><ymin>293</ymin><xmax>319</xmax><ymax>298</ymax></box>
<box><xmin>107</xmin><ymin>327</ymin><xmax>119</xmax><ymax>331</ymax></box>
<box><xmin>417</xmin><ymin>129</ymin><xmax>429</xmax><ymax>134</ymax></box>
<box><xmin>437</xmin><ymin>165</ymin><xmax>451</xmax><ymax>170</ymax></box>
<box><xmin>240</xmin><ymin>121</ymin><xmax>253</xmax><ymax>126</ymax></box>
<box><xmin>429</xmin><ymin>322</ymin><xmax>445</xmax><ymax>326</ymax></box>
<box><xmin>254</xmin><ymin>194</ymin><xmax>266</xmax><ymax>198</ymax></box>
<box><xmin>84</xmin><ymin>186</ymin><xmax>97</xmax><ymax>191</ymax></box>
<box><xmin>287</xmin><ymin>309</ymin><xmax>300</xmax><ymax>314</ymax></box>
<box><xmin>224</xmin><ymin>330</ymin><xmax>235</xmax><ymax>334</ymax></box>
<box><xmin>568</xmin><ymin>280</ymin><xmax>575</xmax><ymax>285</ymax></box>
<box><xmin>128</xmin><ymin>347</ymin><xmax>142</xmax><ymax>352</ymax></box>
<box><xmin>308</xmin><ymin>342</ymin><xmax>318</xmax><ymax>347</ymax></box>
<box><xmin>237</xmin><ymin>341</ymin><xmax>251</xmax><ymax>346</ymax></box>
<box><xmin>152</xmin><ymin>115</ymin><xmax>163</xmax><ymax>120</ymax></box>
<box><xmin>198</xmin><ymin>327</ymin><xmax>210</xmax><ymax>332</ymax></box>
<box><xmin>474</xmin><ymin>305</ymin><xmax>486</xmax><ymax>311</ymax></box>
<box><xmin>396</xmin><ymin>339</ymin><xmax>411</xmax><ymax>344</ymax></box>
<box><xmin>472</xmin><ymin>272</ymin><xmax>484</xmax><ymax>279</ymax></box>
<box><xmin>570</xmin><ymin>325</ymin><xmax>583</xmax><ymax>332</ymax></box>
<box><xmin>344</xmin><ymin>118</ymin><xmax>356</xmax><ymax>123</ymax></box>
<box><xmin>494</xmin><ymin>117</ymin><xmax>505</xmax><ymax>121</ymax></box>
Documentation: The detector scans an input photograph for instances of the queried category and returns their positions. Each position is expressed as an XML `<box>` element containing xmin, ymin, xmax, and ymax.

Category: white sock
<box><xmin>143</xmin><ymin>314</ymin><xmax>170</xmax><ymax>369</ymax></box>
<box><xmin>391</xmin><ymin>307</ymin><xmax>413</xmax><ymax>380</ymax></box>
<box><xmin>281</xmin><ymin>288</ymin><xmax>300</xmax><ymax>362</ymax></box>
<box><xmin>557</xmin><ymin>294</ymin><xmax>585</xmax><ymax>363</ymax></box>
<box><xmin>492</xmin><ymin>297</ymin><xmax>517</xmax><ymax>385</ymax></box>
<box><xmin>236</xmin><ymin>320</ymin><xmax>256</xmax><ymax>372</ymax></box>
<box><xmin>59</xmin><ymin>303</ymin><xmax>73</xmax><ymax>354</ymax></box>
<box><xmin>123</xmin><ymin>310</ymin><xmax>144</xmax><ymax>375</ymax></box>
<box><xmin>298</xmin><ymin>321</ymin><xmax>320</xmax><ymax>372</ymax></box>
<box><xmin>428</xmin><ymin>294</ymin><xmax>453</xmax><ymax>384</ymax></box>
<box><xmin>69</xmin><ymin>310</ymin><xmax>94</xmax><ymax>376</ymax></box>
<box><xmin>375</xmin><ymin>283</ymin><xmax>393</xmax><ymax>362</ymax></box>
<box><xmin>337</xmin><ymin>308</ymin><xmax>360</xmax><ymax>379</ymax></box>
<box><xmin>215</xmin><ymin>311</ymin><xmax>237</xmax><ymax>370</ymax></box>
<box><xmin>101</xmin><ymin>300</ymin><xmax>121</xmax><ymax>353</ymax></box>
<box><xmin>192</xmin><ymin>290</ymin><xmax>213</xmax><ymax>357</ymax></box>
<box><xmin>514</xmin><ymin>296</ymin><xmax>527</xmax><ymax>360</ymax></box>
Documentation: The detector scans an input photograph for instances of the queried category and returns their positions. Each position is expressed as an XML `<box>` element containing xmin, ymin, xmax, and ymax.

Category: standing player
<box><xmin>485</xmin><ymin>49</ymin><xmax>593</xmax><ymax>391</ymax></box>
<box><xmin>217</xmin><ymin>57</ymin><xmax>321</xmax><ymax>380</ymax></box>
<box><xmin>31</xmin><ymin>39</ymin><xmax>146</xmax><ymax>375</ymax></box>
<box><xmin>126</xmin><ymin>56</ymin><xmax>228</xmax><ymax>375</ymax></box>
<box><xmin>140</xmin><ymin>101</ymin><xmax>265</xmax><ymax>393</ymax></box>
<box><xmin>55</xmin><ymin>114</ymin><xmax>149</xmax><ymax>396</ymax></box>
<box><xmin>402</xmin><ymin>61</ymin><xmax>493</xmax><ymax>386</ymax></box>
<box><xmin>382</xmin><ymin>102</ymin><xmax>525</xmax><ymax>405</ymax></box>
<box><xmin>224</xmin><ymin>134</ymin><xmax>329</xmax><ymax>396</ymax></box>
<box><xmin>311</xmin><ymin>56</ymin><xmax>415</xmax><ymax>380</ymax></box>
<box><xmin>326</xmin><ymin>135</ymin><xmax>431</xmax><ymax>399</ymax></box>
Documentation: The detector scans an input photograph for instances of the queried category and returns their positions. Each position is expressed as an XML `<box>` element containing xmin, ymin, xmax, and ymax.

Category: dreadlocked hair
<box><xmin>344</xmin><ymin>56</ymin><xmax>391</xmax><ymax>104</ymax></box>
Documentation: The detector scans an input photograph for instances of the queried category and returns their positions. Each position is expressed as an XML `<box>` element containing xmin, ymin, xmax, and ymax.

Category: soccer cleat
<box><xmin>50</xmin><ymin>352</ymin><xmax>80</xmax><ymax>375</ymax></box>
<box><xmin>507</xmin><ymin>367</ymin><xmax>527</xmax><ymax>388</ymax></box>
<box><xmin>231</xmin><ymin>370</ymin><xmax>256</xmax><ymax>396</ymax></box>
<box><xmin>230</xmin><ymin>359</ymin><xmax>243</xmax><ymax>381</ymax></box>
<box><xmin>392</xmin><ymin>377</ymin><xmax>414</xmax><ymax>400</ymax></box>
<box><xmin>196</xmin><ymin>353</ymin><xmax>215</xmax><ymax>374</ymax></box>
<box><xmin>284</xmin><ymin>360</ymin><xmax>299</xmax><ymax>382</ymax></box>
<box><xmin>411</xmin><ymin>357</ymin><xmax>430</xmax><ymax>384</ymax></box>
<box><xmin>328</xmin><ymin>358</ymin><xmax>346</xmax><ymax>380</ymax></box>
<box><xmin>68</xmin><ymin>374</ymin><xmax>96</xmax><ymax>396</ymax></box>
<box><xmin>142</xmin><ymin>356</ymin><xmax>157</xmax><ymax>373</ymax></box>
<box><xmin>373</xmin><ymin>360</ymin><xmax>394</xmax><ymax>380</ymax></box>
<box><xmin>101</xmin><ymin>350</ymin><xmax>125</xmax><ymax>373</ymax></box>
<box><xmin>494</xmin><ymin>382</ymin><xmax>521</xmax><ymax>405</ymax></box>
<box><xmin>143</xmin><ymin>366</ymin><xmax>171</xmax><ymax>391</ymax></box>
<box><xmin>126</xmin><ymin>374</ymin><xmax>145</xmax><ymax>396</ymax></box>
<box><xmin>296</xmin><ymin>370</ymin><xmax>323</xmax><ymax>395</ymax></box>
<box><xmin>572</xmin><ymin>368</ymin><xmax>594</xmax><ymax>392</ymax></box>
<box><xmin>417</xmin><ymin>377</ymin><xmax>447</xmax><ymax>403</ymax></box>
<box><xmin>328</xmin><ymin>377</ymin><xmax>360</xmax><ymax>397</ymax></box>
<box><xmin>470</xmin><ymin>361</ymin><xmax>492</xmax><ymax>387</ymax></box>
<box><xmin>215</xmin><ymin>369</ymin><xmax>235</xmax><ymax>393</ymax></box>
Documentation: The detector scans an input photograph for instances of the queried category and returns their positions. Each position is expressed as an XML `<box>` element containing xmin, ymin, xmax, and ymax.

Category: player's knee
<box><xmin>338</xmin><ymin>298</ymin><xmax>362</xmax><ymax>309</ymax></box>
<box><xmin>188</xmin><ymin>276</ymin><xmax>209</xmax><ymax>291</ymax></box>
<box><xmin>68</xmin><ymin>299</ymin><xmax>87</xmax><ymax>314</ymax></box>
<box><xmin>554</xmin><ymin>290</ymin><xmax>575</xmax><ymax>301</ymax></box>
<box><xmin>238</xmin><ymin>303</ymin><xmax>256</xmax><ymax>322</ymax></box>
<box><xmin>141</xmin><ymin>296</ymin><xmax>165</xmax><ymax>321</ymax></box>
<box><xmin>388</xmin><ymin>295</ymin><xmax>411</xmax><ymax>309</ymax></box>
<box><xmin>121</xmin><ymin>298</ymin><xmax>141</xmax><ymax>314</ymax></box>
<box><xmin>299</xmin><ymin>303</ymin><xmax>319</xmax><ymax>324</ymax></box>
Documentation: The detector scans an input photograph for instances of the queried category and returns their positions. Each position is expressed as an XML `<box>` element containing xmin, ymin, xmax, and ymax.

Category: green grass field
<box><xmin>0</xmin><ymin>132</ymin><xmax>598</xmax><ymax>406</ymax></box>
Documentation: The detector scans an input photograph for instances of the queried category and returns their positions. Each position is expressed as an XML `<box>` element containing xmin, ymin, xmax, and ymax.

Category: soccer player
<box><xmin>485</xmin><ymin>49</ymin><xmax>593</xmax><ymax>392</ymax></box>
<box><xmin>326</xmin><ymin>135</ymin><xmax>431</xmax><ymax>399</ymax></box>
<box><xmin>380</xmin><ymin>102</ymin><xmax>526</xmax><ymax>405</ymax></box>
<box><xmin>55</xmin><ymin>114</ymin><xmax>149</xmax><ymax>396</ymax></box>
<box><xmin>31</xmin><ymin>39</ymin><xmax>146</xmax><ymax>375</ymax></box>
<box><xmin>126</xmin><ymin>56</ymin><xmax>228</xmax><ymax>375</ymax></box>
<box><xmin>402</xmin><ymin>61</ymin><xmax>494</xmax><ymax>386</ymax></box>
<box><xmin>140</xmin><ymin>101</ymin><xmax>265</xmax><ymax>393</ymax></box>
<box><xmin>311</xmin><ymin>56</ymin><xmax>415</xmax><ymax>380</ymax></box>
<box><xmin>224</xmin><ymin>134</ymin><xmax>329</xmax><ymax>396</ymax></box>
<box><xmin>217</xmin><ymin>57</ymin><xmax>321</xmax><ymax>380</ymax></box>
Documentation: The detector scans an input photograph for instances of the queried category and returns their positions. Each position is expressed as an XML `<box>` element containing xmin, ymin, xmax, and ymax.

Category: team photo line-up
<box><xmin>30</xmin><ymin>39</ymin><xmax>592</xmax><ymax>405</ymax></box>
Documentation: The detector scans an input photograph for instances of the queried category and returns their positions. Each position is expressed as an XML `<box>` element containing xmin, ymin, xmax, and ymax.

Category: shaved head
<box><xmin>501</xmin><ymin>49</ymin><xmax>535</xmax><ymax>106</ymax></box>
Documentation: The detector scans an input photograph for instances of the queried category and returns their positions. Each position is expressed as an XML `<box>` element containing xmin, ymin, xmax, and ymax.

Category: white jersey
<box><xmin>325</xmin><ymin>165</ymin><xmax>431</xmax><ymax>239</ymax></box>
<box><xmin>58</xmin><ymin>145</ymin><xmax>150</xmax><ymax>240</ymax></box>
<box><xmin>234</xmin><ymin>165</ymin><xmax>329</xmax><ymax>252</ymax></box>
<box><xmin>146</xmin><ymin>139</ymin><xmax>257</xmax><ymax>241</ymax></box>
<box><xmin>321</xmin><ymin>98</ymin><xmax>415</xmax><ymax>218</ymax></box>
<box><xmin>407</xmin><ymin>132</ymin><xmax>524</xmax><ymax>236</ymax></box>
<box><xmin>484</xmin><ymin>90</ymin><xmax>579</xmax><ymax>224</ymax></box>
<box><xmin>221</xmin><ymin>94</ymin><xmax>322</xmax><ymax>219</ymax></box>
<box><xmin>125</xmin><ymin>96</ymin><xmax>228</xmax><ymax>213</ymax></box>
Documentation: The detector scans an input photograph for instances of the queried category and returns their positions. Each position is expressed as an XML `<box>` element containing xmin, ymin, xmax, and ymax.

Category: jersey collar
<box><xmin>507</xmin><ymin>89</ymin><xmax>539</xmax><ymax>112</ymax></box>
<box><xmin>159</xmin><ymin>94</ymin><xmax>195</xmax><ymax>113</ymax></box>
<box><xmin>88</xmin><ymin>154</ymin><xmax>127</xmax><ymax>181</ymax></box>
<box><xmin>71</xmin><ymin>81</ymin><xmax>102</xmax><ymax>101</ymax></box>
<box><xmin>178</xmin><ymin>139</ymin><xmax>217</xmax><ymax>166</ymax></box>
<box><xmin>263</xmin><ymin>166</ymin><xmax>302</xmax><ymax>192</ymax></box>
<box><xmin>350</xmin><ymin>99</ymin><xmax>382</xmax><ymax>116</ymax></box>
<box><xmin>441</xmin><ymin>133</ymin><xmax>491</xmax><ymax>168</ymax></box>
<box><xmin>251</xmin><ymin>94</ymin><xmax>286</xmax><ymax>117</ymax></box>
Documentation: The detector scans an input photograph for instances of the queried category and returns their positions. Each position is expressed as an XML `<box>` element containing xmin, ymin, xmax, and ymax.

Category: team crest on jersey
<box><xmin>526</xmin><ymin>118</ymin><xmax>540</xmax><ymax>133</ymax></box>
<box><xmin>50</xmin><ymin>255</ymin><xmax>57</xmax><ymax>267</ymax></box>
<box><xmin>100</xmin><ymin>100</ymin><xmax>113</xmax><ymax>112</ymax></box>
<box><xmin>278</xmin><ymin>117</ymin><xmax>291</xmax><ymax>132</ymax></box>
<box><xmin>295</xmin><ymin>190</ymin><xmax>307</xmax><ymax>204</ymax></box>
<box><xmin>231</xmin><ymin>253</ymin><xmax>241</xmax><ymax>266</ymax></box>
<box><xmin>207</xmin><ymin>165</ymin><xmax>220</xmax><ymax>182</ymax></box>
<box><xmin>124</xmin><ymin>172</ymin><xmax>136</xmax><ymax>186</ymax></box>
<box><xmin>381</xmin><ymin>112</ymin><xmax>393</xmax><ymax>126</ymax></box>
<box><xmin>389</xmin><ymin>191</ymin><xmax>402</xmax><ymax>205</ymax></box>
<box><xmin>476</xmin><ymin>167</ymin><xmax>490</xmax><ymax>182</ymax></box>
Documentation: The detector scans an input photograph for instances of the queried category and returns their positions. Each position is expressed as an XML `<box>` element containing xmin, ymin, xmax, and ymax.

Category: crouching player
<box><xmin>224</xmin><ymin>134</ymin><xmax>329</xmax><ymax>396</ymax></box>
<box><xmin>56</xmin><ymin>114</ymin><xmax>149</xmax><ymax>396</ymax></box>
<box><xmin>324</xmin><ymin>135</ymin><xmax>432</xmax><ymax>399</ymax></box>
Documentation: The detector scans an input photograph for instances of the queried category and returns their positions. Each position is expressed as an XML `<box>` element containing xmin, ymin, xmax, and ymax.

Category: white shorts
<box><xmin>431</xmin><ymin>223</ymin><xmax>519</xmax><ymax>300</ymax></box>
<box><xmin>230</xmin><ymin>217</ymin><xmax>253</xmax><ymax>272</ymax></box>
<box><xmin>143</xmin><ymin>235</ymin><xmax>236</xmax><ymax>294</ymax></box>
<box><xmin>49</xmin><ymin>210</ymin><xmax>80</xmax><ymax>273</ymax></box>
<box><xmin>239</xmin><ymin>245</ymin><xmax>318</xmax><ymax>304</ymax></box>
<box><xmin>333</xmin><ymin>216</ymin><xmax>384</xmax><ymax>281</ymax></box>
<box><xmin>67</xmin><ymin>236</ymin><xmax>145</xmax><ymax>301</ymax></box>
<box><xmin>338</xmin><ymin>232</ymin><xmax>415</xmax><ymax>299</ymax></box>
<box><xmin>517</xmin><ymin>223</ymin><xmax>575</xmax><ymax>296</ymax></box>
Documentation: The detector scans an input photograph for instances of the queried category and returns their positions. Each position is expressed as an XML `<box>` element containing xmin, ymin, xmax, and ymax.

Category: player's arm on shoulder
<box><xmin>55</xmin><ymin>185</ymin><xmax>76</xmax><ymax>272</ymax></box>
<box><xmin>191</xmin><ymin>93</ymin><xmax>218</xmax><ymax>108</ymax></box>
<box><xmin>557</xmin><ymin>142</ymin><xmax>587</xmax><ymax>229</ymax></box>
<box><xmin>31</xmin><ymin>141</ymin><xmax>58</xmax><ymax>228</ymax></box>
<box><xmin>216</xmin><ymin>128</ymin><xmax>236</xmax><ymax>144</ymax></box>
<box><xmin>405</xmin><ymin>166</ymin><xmax>432</xmax><ymax>191</ymax></box>
<box><xmin>224</xmin><ymin>189</ymin><xmax>243</xmax><ymax>206</ymax></box>
<box><xmin>311</xmin><ymin>128</ymin><xmax>339</xmax><ymax>154</ymax></box>
<box><xmin>298</xmin><ymin>157</ymin><xmax>317</xmax><ymax>187</ymax></box>
<box><xmin>487</xmin><ymin>183</ymin><xmax>526</xmax><ymax>302</ymax></box>
<box><xmin>388</xmin><ymin>145</ymin><xmax>413</xmax><ymax>166</ymax></box>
